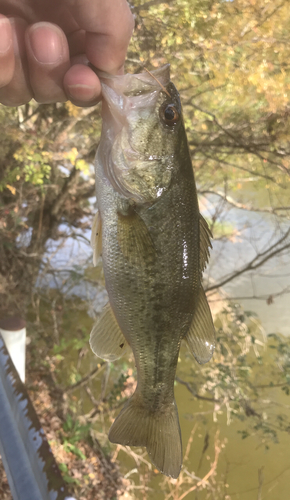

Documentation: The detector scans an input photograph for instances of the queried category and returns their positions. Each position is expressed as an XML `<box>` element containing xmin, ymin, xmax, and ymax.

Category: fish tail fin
<box><xmin>108</xmin><ymin>392</ymin><xmax>182</xmax><ymax>478</ymax></box>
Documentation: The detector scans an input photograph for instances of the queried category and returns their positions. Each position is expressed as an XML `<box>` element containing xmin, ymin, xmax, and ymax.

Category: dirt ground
<box><xmin>0</xmin><ymin>364</ymin><xmax>131</xmax><ymax>500</ymax></box>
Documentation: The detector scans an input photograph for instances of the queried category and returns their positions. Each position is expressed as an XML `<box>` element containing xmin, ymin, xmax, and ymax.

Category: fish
<box><xmin>90</xmin><ymin>64</ymin><xmax>215</xmax><ymax>478</ymax></box>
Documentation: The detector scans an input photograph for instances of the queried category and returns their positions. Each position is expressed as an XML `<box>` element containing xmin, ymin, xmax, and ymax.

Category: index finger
<box><xmin>66</xmin><ymin>0</ymin><xmax>134</xmax><ymax>74</ymax></box>
<box><xmin>0</xmin><ymin>14</ymin><xmax>15</xmax><ymax>88</ymax></box>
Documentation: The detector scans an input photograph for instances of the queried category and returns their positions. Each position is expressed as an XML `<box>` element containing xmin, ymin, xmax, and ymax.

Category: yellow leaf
<box><xmin>65</xmin><ymin>101</ymin><xmax>80</xmax><ymax>118</ymax></box>
<box><xmin>6</xmin><ymin>184</ymin><xmax>16</xmax><ymax>195</ymax></box>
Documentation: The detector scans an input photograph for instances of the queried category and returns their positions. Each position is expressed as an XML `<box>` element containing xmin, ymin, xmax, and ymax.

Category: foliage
<box><xmin>62</xmin><ymin>415</ymin><xmax>91</xmax><ymax>460</ymax></box>
<box><xmin>25</xmin><ymin>290</ymin><xmax>290</xmax><ymax>499</ymax></box>
<box><xmin>0</xmin><ymin>101</ymin><xmax>101</xmax><ymax>314</ymax></box>
<box><xmin>180</xmin><ymin>302</ymin><xmax>290</xmax><ymax>444</ymax></box>
<box><xmin>1</xmin><ymin>0</ymin><xmax>290</xmax><ymax>314</ymax></box>
<box><xmin>129</xmin><ymin>0</ymin><xmax>290</xmax><ymax>199</ymax></box>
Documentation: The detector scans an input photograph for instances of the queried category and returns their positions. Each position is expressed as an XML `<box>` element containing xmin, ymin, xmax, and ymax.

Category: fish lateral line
<box><xmin>143</xmin><ymin>67</ymin><xmax>171</xmax><ymax>97</ymax></box>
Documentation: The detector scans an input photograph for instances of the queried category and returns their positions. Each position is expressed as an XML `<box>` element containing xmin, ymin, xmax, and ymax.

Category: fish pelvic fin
<box><xmin>108</xmin><ymin>393</ymin><xmax>182</xmax><ymax>478</ymax></box>
<box><xmin>185</xmin><ymin>286</ymin><xmax>215</xmax><ymax>364</ymax></box>
<box><xmin>90</xmin><ymin>303</ymin><xmax>130</xmax><ymax>361</ymax></box>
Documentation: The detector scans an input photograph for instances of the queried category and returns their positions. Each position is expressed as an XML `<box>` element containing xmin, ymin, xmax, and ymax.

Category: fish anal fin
<box><xmin>200</xmin><ymin>214</ymin><xmax>212</xmax><ymax>273</ymax></box>
<box><xmin>109</xmin><ymin>393</ymin><xmax>182</xmax><ymax>478</ymax></box>
<box><xmin>117</xmin><ymin>210</ymin><xmax>156</xmax><ymax>267</ymax></box>
<box><xmin>185</xmin><ymin>286</ymin><xmax>215</xmax><ymax>364</ymax></box>
<box><xmin>90</xmin><ymin>303</ymin><xmax>130</xmax><ymax>361</ymax></box>
<box><xmin>91</xmin><ymin>211</ymin><xmax>102</xmax><ymax>266</ymax></box>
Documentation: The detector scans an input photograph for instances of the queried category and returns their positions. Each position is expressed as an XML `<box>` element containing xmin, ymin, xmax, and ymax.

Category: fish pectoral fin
<box><xmin>117</xmin><ymin>209</ymin><xmax>156</xmax><ymax>267</ymax></box>
<box><xmin>90</xmin><ymin>303</ymin><xmax>130</xmax><ymax>361</ymax></box>
<box><xmin>109</xmin><ymin>394</ymin><xmax>182</xmax><ymax>479</ymax></box>
<box><xmin>185</xmin><ymin>286</ymin><xmax>215</xmax><ymax>364</ymax></box>
<box><xmin>90</xmin><ymin>210</ymin><xmax>102</xmax><ymax>266</ymax></box>
<box><xmin>200</xmin><ymin>214</ymin><xmax>212</xmax><ymax>273</ymax></box>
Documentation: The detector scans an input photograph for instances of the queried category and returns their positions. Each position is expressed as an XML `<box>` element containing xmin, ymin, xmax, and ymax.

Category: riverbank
<box><xmin>0</xmin><ymin>335</ymin><xmax>131</xmax><ymax>500</ymax></box>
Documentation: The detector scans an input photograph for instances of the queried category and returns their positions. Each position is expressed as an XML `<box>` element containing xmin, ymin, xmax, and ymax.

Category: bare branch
<box><xmin>195</xmin><ymin>153</ymin><xmax>278</xmax><ymax>185</ymax></box>
<box><xmin>50</xmin><ymin>166</ymin><xmax>80</xmax><ymax>217</ymax></box>
<box><xmin>206</xmin><ymin>228</ymin><xmax>290</xmax><ymax>292</ymax></box>
<box><xmin>200</xmin><ymin>189</ymin><xmax>290</xmax><ymax>215</ymax></box>
<box><xmin>190</xmin><ymin>103</ymin><xmax>290</xmax><ymax>177</ymax></box>
<box><xmin>207</xmin><ymin>286</ymin><xmax>290</xmax><ymax>303</ymax></box>
<box><xmin>175</xmin><ymin>376</ymin><xmax>218</xmax><ymax>403</ymax></box>
<box><xmin>63</xmin><ymin>362</ymin><xmax>105</xmax><ymax>394</ymax></box>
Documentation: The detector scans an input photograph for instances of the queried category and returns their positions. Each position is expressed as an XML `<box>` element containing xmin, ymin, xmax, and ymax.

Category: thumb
<box><xmin>64</xmin><ymin>0</ymin><xmax>134</xmax><ymax>73</ymax></box>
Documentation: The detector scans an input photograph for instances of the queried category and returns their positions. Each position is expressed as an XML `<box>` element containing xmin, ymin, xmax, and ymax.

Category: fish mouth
<box><xmin>99</xmin><ymin>66</ymin><xmax>172</xmax><ymax>203</ymax></box>
<box><xmin>100</xmin><ymin>64</ymin><xmax>171</xmax><ymax>140</ymax></box>
<box><xmin>98</xmin><ymin>64</ymin><xmax>171</xmax><ymax>96</ymax></box>
<box><xmin>101</xmin><ymin>96</ymin><xmax>164</xmax><ymax>203</ymax></box>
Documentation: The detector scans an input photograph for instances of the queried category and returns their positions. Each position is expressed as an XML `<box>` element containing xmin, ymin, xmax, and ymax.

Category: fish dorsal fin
<box><xmin>117</xmin><ymin>210</ymin><xmax>156</xmax><ymax>267</ymax></box>
<box><xmin>185</xmin><ymin>286</ymin><xmax>215</xmax><ymax>364</ymax></box>
<box><xmin>200</xmin><ymin>215</ymin><xmax>212</xmax><ymax>273</ymax></box>
<box><xmin>90</xmin><ymin>303</ymin><xmax>130</xmax><ymax>361</ymax></box>
<box><xmin>91</xmin><ymin>210</ymin><xmax>102</xmax><ymax>266</ymax></box>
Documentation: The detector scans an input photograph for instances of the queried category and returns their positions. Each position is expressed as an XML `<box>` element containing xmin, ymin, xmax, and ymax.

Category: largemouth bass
<box><xmin>90</xmin><ymin>65</ymin><xmax>215</xmax><ymax>478</ymax></box>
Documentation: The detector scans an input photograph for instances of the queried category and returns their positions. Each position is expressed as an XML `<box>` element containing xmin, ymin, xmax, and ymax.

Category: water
<box><xmin>39</xmin><ymin>183</ymin><xmax>290</xmax><ymax>499</ymax></box>
<box><xmin>202</xmin><ymin>187</ymin><xmax>290</xmax><ymax>338</ymax></box>
<box><xmin>40</xmin><ymin>185</ymin><xmax>290</xmax><ymax>338</ymax></box>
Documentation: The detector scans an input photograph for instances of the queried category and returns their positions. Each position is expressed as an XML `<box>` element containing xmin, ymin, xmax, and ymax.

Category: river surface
<box><xmin>41</xmin><ymin>181</ymin><xmax>290</xmax><ymax>499</ymax></box>
<box><xmin>202</xmin><ymin>184</ymin><xmax>290</xmax><ymax>339</ymax></box>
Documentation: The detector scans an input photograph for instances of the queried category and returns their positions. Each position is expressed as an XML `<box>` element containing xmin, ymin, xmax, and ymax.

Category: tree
<box><xmin>0</xmin><ymin>102</ymin><xmax>101</xmax><ymax>314</ymax></box>
<box><xmin>128</xmin><ymin>0</ymin><xmax>290</xmax><ymax>301</ymax></box>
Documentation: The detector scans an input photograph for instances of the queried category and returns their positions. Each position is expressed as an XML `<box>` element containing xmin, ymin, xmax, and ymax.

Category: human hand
<box><xmin>0</xmin><ymin>0</ymin><xmax>134</xmax><ymax>106</ymax></box>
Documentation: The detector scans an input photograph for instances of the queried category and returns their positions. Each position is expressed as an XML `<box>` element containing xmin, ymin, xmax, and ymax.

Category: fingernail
<box><xmin>67</xmin><ymin>84</ymin><xmax>98</xmax><ymax>101</ymax></box>
<box><xmin>29</xmin><ymin>23</ymin><xmax>63</xmax><ymax>64</ymax></box>
<box><xmin>0</xmin><ymin>18</ymin><xmax>12</xmax><ymax>54</ymax></box>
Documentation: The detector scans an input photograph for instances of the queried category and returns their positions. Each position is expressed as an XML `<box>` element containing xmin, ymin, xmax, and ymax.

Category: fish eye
<box><xmin>160</xmin><ymin>104</ymin><xmax>180</xmax><ymax>126</ymax></box>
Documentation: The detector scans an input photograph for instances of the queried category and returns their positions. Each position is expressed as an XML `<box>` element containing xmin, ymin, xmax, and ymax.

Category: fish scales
<box><xmin>90</xmin><ymin>65</ymin><xmax>215</xmax><ymax>478</ymax></box>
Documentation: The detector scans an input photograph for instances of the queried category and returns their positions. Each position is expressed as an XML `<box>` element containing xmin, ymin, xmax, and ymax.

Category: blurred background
<box><xmin>1</xmin><ymin>1</ymin><xmax>290</xmax><ymax>499</ymax></box>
